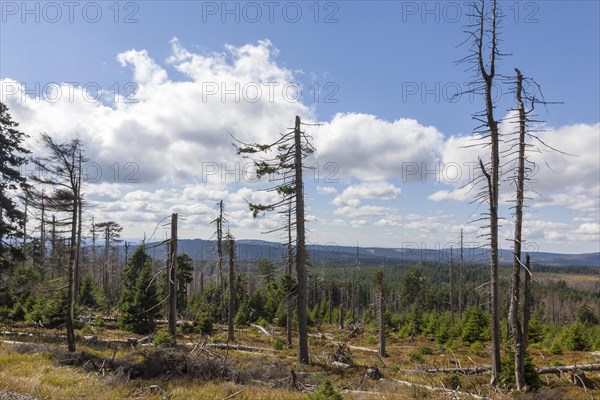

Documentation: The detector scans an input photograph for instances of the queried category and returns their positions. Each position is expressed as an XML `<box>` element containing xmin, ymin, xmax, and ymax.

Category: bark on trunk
<box><xmin>168</xmin><ymin>213</ymin><xmax>178</xmax><ymax>341</ymax></box>
<box><xmin>66</xmin><ymin>194</ymin><xmax>77</xmax><ymax>352</ymax></box>
<box><xmin>294</xmin><ymin>116</ymin><xmax>309</xmax><ymax>364</ymax></box>
<box><xmin>227</xmin><ymin>238</ymin><xmax>235</xmax><ymax>343</ymax></box>
<box><xmin>509</xmin><ymin>68</ymin><xmax>527</xmax><ymax>390</ymax></box>
<box><xmin>475</xmin><ymin>0</ymin><xmax>501</xmax><ymax>383</ymax></box>
<box><xmin>523</xmin><ymin>254</ymin><xmax>532</xmax><ymax>350</ymax></box>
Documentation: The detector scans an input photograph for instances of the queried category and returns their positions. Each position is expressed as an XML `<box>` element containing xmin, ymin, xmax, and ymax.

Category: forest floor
<box><xmin>0</xmin><ymin>321</ymin><xmax>599</xmax><ymax>399</ymax></box>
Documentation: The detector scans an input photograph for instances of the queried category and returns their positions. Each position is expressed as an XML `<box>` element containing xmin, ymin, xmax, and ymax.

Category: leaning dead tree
<box><xmin>459</xmin><ymin>0</ymin><xmax>502</xmax><ymax>383</ymax></box>
<box><xmin>234</xmin><ymin>115</ymin><xmax>315</xmax><ymax>364</ymax></box>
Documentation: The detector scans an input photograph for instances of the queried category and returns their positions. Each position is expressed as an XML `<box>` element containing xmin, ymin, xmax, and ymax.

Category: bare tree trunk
<box><xmin>200</xmin><ymin>270</ymin><xmax>204</xmax><ymax>294</ymax></box>
<box><xmin>459</xmin><ymin>229</ymin><xmax>464</xmax><ymax>318</ymax></box>
<box><xmin>508</xmin><ymin>68</ymin><xmax>527</xmax><ymax>390</ymax></box>
<box><xmin>523</xmin><ymin>254</ymin><xmax>532</xmax><ymax>350</ymax></box>
<box><xmin>91</xmin><ymin>217</ymin><xmax>96</xmax><ymax>285</ymax></box>
<box><xmin>339</xmin><ymin>303</ymin><xmax>344</xmax><ymax>329</ymax></box>
<box><xmin>74</xmin><ymin>152</ymin><xmax>83</xmax><ymax>302</ymax></box>
<box><xmin>449</xmin><ymin>247</ymin><xmax>454</xmax><ymax>323</ymax></box>
<box><xmin>294</xmin><ymin>116</ymin><xmax>309</xmax><ymax>364</ymax></box>
<box><xmin>217</xmin><ymin>200</ymin><xmax>224</xmax><ymax>322</ymax></box>
<box><xmin>286</xmin><ymin>202</ymin><xmax>293</xmax><ymax>349</ymax></box>
<box><xmin>328</xmin><ymin>283</ymin><xmax>333</xmax><ymax>324</ymax></box>
<box><xmin>168</xmin><ymin>213</ymin><xmax>178</xmax><ymax>340</ymax></box>
<box><xmin>103</xmin><ymin>226</ymin><xmax>109</xmax><ymax>299</ymax></box>
<box><xmin>227</xmin><ymin>237</ymin><xmax>235</xmax><ymax>343</ymax></box>
<box><xmin>377</xmin><ymin>271</ymin><xmax>386</xmax><ymax>357</ymax></box>
<box><xmin>474</xmin><ymin>0</ymin><xmax>501</xmax><ymax>383</ymax></box>
<box><xmin>22</xmin><ymin>193</ymin><xmax>27</xmax><ymax>268</ymax></box>
<box><xmin>51</xmin><ymin>215</ymin><xmax>56</xmax><ymax>278</ymax></box>
<box><xmin>66</xmin><ymin>194</ymin><xmax>77</xmax><ymax>352</ymax></box>
<box><xmin>40</xmin><ymin>192</ymin><xmax>45</xmax><ymax>273</ymax></box>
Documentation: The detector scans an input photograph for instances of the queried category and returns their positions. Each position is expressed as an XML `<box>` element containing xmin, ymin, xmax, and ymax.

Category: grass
<box><xmin>1</xmin><ymin>322</ymin><xmax>599</xmax><ymax>399</ymax></box>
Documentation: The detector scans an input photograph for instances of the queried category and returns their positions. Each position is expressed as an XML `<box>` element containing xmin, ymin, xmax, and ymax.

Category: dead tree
<box><xmin>374</xmin><ymin>269</ymin><xmax>386</xmax><ymax>357</ymax></box>
<box><xmin>74</xmin><ymin>151</ymin><xmax>83</xmax><ymax>300</ymax></box>
<box><xmin>286</xmin><ymin>202</ymin><xmax>294</xmax><ymax>349</ymax></box>
<box><xmin>168</xmin><ymin>213</ymin><xmax>178</xmax><ymax>340</ymax></box>
<box><xmin>506</xmin><ymin>66</ymin><xmax>558</xmax><ymax>389</ymax></box>
<box><xmin>449</xmin><ymin>247</ymin><xmax>454</xmax><ymax>323</ymax></box>
<box><xmin>459</xmin><ymin>229</ymin><xmax>464</xmax><ymax>318</ymax></box>
<box><xmin>234</xmin><ymin>115</ymin><xmax>315</xmax><ymax>364</ymax></box>
<box><xmin>459</xmin><ymin>0</ymin><xmax>502</xmax><ymax>382</ymax></box>
<box><xmin>522</xmin><ymin>254</ymin><xmax>531</xmax><ymax>349</ymax></box>
<box><xmin>227</xmin><ymin>234</ymin><xmax>235</xmax><ymax>343</ymax></box>
<box><xmin>508</xmin><ymin>68</ymin><xmax>527</xmax><ymax>390</ymax></box>
<box><xmin>29</xmin><ymin>134</ymin><xmax>85</xmax><ymax>353</ymax></box>
<box><xmin>94</xmin><ymin>221</ymin><xmax>122</xmax><ymax>302</ymax></box>
<box><xmin>211</xmin><ymin>200</ymin><xmax>226</xmax><ymax>322</ymax></box>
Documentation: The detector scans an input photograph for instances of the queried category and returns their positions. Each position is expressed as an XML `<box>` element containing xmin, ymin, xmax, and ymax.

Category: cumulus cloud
<box><xmin>2</xmin><ymin>39</ymin><xmax>313</xmax><ymax>188</ymax></box>
<box><xmin>332</xmin><ymin>181</ymin><xmax>401</xmax><ymax>206</ymax></box>
<box><xmin>312</xmin><ymin>113</ymin><xmax>444</xmax><ymax>181</ymax></box>
<box><xmin>316</xmin><ymin>186</ymin><xmax>337</xmax><ymax>195</ymax></box>
<box><xmin>1</xmin><ymin>40</ymin><xmax>597</xmax><ymax>252</ymax></box>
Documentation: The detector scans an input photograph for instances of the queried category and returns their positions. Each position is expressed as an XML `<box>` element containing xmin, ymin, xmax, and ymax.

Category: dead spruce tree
<box><xmin>285</xmin><ymin>201</ymin><xmax>294</xmax><ymax>348</ymax></box>
<box><xmin>227</xmin><ymin>233</ymin><xmax>236</xmax><ymax>343</ymax></box>
<box><xmin>94</xmin><ymin>221</ymin><xmax>123</xmax><ymax>302</ymax></box>
<box><xmin>459</xmin><ymin>0</ymin><xmax>502</xmax><ymax>383</ymax></box>
<box><xmin>374</xmin><ymin>269</ymin><xmax>386</xmax><ymax>357</ymax></box>
<box><xmin>507</xmin><ymin>68</ymin><xmax>529</xmax><ymax>390</ymax></box>
<box><xmin>506</xmin><ymin>68</ymin><xmax>557</xmax><ymax>390</ymax></box>
<box><xmin>210</xmin><ymin>200</ymin><xmax>227</xmax><ymax>322</ymax></box>
<box><xmin>28</xmin><ymin>133</ymin><xmax>85</xmax><ymax>352</ymax></box>
<box><xmin>234</xmin><ymin>115</ymin><xmax>315</xmax><ymax>364</ymax></box>
<box><xmin>168</xmin><ymin>213</ymin><xmax>178</xmax><ymax>341</ymax></box>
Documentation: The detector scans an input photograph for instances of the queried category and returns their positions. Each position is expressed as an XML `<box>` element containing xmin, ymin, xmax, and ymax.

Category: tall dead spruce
<box><xmin>505</xmin><ymin>68</ymin><xmax>556</xmax><ymax>390</ymax></box>
<box><xmin>234</xmin><ymin>116</ymin><xmax>315</xmax><ymax>364</ymax></box>
<box><xmin>459</xmin><ymin>0</ymin><xmax>502</xmax><ymax>383</ymax></box>
<box><xmin>28</xmin><ymin>134</ymin><xmax>85</xmax><ymax>352</ymax></box>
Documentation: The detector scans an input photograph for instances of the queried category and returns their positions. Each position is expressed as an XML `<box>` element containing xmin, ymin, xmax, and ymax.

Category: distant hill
<box><xmin>130</xmin><ymin>239</ymin><xmax>600</xmax><ymax>267</ymax></box>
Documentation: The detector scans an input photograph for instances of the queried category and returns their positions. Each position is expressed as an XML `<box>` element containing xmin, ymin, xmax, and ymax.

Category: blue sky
<box><xmin>1</xmin><ymin>1</ymin><xmax>599</xmax><ymax>254</ymax></box>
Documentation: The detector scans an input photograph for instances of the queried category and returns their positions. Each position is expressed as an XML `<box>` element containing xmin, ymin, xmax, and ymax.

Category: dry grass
<box><xmin>1</xmin><ymin>323</ymin><xmax>599</xmax><ymax>399</ymax></box>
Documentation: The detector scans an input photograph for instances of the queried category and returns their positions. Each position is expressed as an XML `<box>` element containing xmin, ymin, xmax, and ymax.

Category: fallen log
<box><xmin>536</xmin><ymin>364</ymin><xmax>600</xmax><ymax>375</ymax></box>
<box><xmin>331</xmin><ymin>361</ymin><xmax>351</xmax><ymax>369</ymax></box>
<box><xmin>206</xmin><ymin>343</ymin><xmax>279</xmax><ymax>353</ymax></box>
<box><xmin>0</xmin><ymin>339</ymin><xmax>30</xmax><ymax>345</ymax></box>
<box><xmin>347</xmin><ymin>345</ymin><xmax>378</xmax><ymax>353</ymax></box>
<box><xmin>250</xmin><ymin>324</ymin><xmax>271</xmax><ymax>337</ymax></box>
<box><xmin>423</xmin><ymin>366</ymin><xmax>491</xmax><ymax>375</ymax></box>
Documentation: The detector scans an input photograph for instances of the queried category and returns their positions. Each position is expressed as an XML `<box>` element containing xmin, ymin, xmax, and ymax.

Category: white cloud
<box><xmin>317</xmin><ymin>186</ymin><xmax>338</xmax><ymax>195</ymax></box>
<box><xmin>333</xmin><ymin>205</ymin><xmax>390</xmax><ymax>218</ymax></box>
<box><xmin>1</xmin><ymin>41</ymin><xmax>598</xmax><ymax>253</ymax></box>
<box><xmin>350</xmin><ymin>219</ymin><xmax>368</xmax><ymax>228</ymax></box>
<box><xmin>312</xmin><ymin>113</ymin><xmax>444</xmax><ymax>181</ymax></box>
<box><xmin>2</xmin><ymin>40</ymin><xmax>313</xmax><ymax>188</ymax></box>
<box><xmin>332</xmin><ymin>181</ymin><xmax>401</xmax><ymax>206</ymax></box>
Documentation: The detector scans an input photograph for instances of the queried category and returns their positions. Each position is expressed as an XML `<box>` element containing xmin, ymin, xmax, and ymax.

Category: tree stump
<box><xmin>365</xmin><ymin>366</ymin><xmax>382</xmax><ymax>380</ymax></box>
